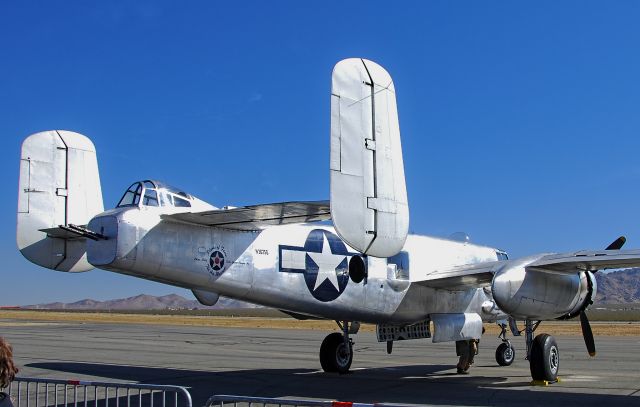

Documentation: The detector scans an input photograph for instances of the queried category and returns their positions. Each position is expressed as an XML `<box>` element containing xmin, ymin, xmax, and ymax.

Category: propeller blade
<box><xmin>605</xmin><ymin>236</ymin><xmax>626</xmax><ymax>250</ymax></box>
<box><xmin>573</xmin><ymin>236</ymin><xmax>617</xmax><ymax>356</ymax></box>
<box><xmin>580</xmin><ymin>311</ymin><xmax>596</xmax><ymax>357</ymax></box>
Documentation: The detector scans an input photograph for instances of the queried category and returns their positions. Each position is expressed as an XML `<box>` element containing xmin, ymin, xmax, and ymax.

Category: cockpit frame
<box><xmin>116</xmin><ymin>180</ymin><xmax>193</xmax><ymax>209</ymax></box>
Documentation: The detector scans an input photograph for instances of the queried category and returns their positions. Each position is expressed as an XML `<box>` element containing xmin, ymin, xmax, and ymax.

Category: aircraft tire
<box><xmin>529</xmin><ymin>333</ymin><xmax>559</xmax><ymax>381</ymax></box>
<box><xmin>495</xmin><ymin>343</ymin><xmax>515</xmax><ymax>366</ymax></box>
<box><xmin>319</xmin><ymin>332</ymin><xmax>352</xmax><ymax>373</ymax></box>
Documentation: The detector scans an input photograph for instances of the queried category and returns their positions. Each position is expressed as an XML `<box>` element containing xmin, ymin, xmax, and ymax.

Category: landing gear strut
<box><xmin>495</xmin><ymin>322</ymin><xmax>515</xmax><ymax>366</ymax></box>
<box><xmin>524</xmin><ymin>319</ymin><xmax>559</xmax><ymax>382</ymax></box>
<box><xmin>319</xmin><ymin>321</ymin><xmax>357</xmax><ymax>373</ymax></box>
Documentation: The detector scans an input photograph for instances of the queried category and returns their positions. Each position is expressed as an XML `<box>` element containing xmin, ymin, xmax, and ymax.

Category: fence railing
<box><xmin>1</xmin><ymin>377</ymin><xmax>192</xmax><ymax>407</ymax></box>
<box><xmin>205</xmin><ymin>395</ymin><xmax>412</xmax><ymax>407</ymax></box>
<box><xmin>2</xmin><ymin>378</ymin><xmax>414</xmax><ymax>407</ymax></box>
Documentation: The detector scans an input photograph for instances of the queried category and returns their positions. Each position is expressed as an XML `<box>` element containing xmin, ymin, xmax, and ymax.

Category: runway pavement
<box><xmin>1</xmin><ymin>319</ymin><xmax>639</xmax><ymax>406</ymax></box>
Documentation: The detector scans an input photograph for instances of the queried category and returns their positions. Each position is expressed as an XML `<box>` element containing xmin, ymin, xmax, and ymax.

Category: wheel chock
<box><xmin>530</xmin><ymin>377</ymin><xmax>561</xmax><ymax>386</ymax></box>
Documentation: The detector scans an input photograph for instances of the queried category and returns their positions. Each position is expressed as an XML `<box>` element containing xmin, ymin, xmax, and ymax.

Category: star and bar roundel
<box><xmin>279</xmin><ymin>229</ymin><xmax>360</xmax><ymax>302</ymax></box>
<box><xmin>209</xmin><ymin>250</ymin><xmax>225</xmax><ymax>271</ymax></box>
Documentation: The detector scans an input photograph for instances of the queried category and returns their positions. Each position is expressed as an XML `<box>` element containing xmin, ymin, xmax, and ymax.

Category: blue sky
<box><xmin>2</xmin><ymin>1</ymin><xmax>640</xmax><ymax>305</ymax></box>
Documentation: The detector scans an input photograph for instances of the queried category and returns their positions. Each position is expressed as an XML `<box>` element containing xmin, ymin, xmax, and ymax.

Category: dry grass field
<box><xmin>1</xmin><ymin>310</ymin><xmax>639</xmax><ymax>336</ymax></box>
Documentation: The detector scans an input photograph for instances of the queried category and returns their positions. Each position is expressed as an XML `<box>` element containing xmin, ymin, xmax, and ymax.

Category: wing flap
<box><xmin>161</xmin><ymin>200</ymin><xmax>330</xmax><ymax>230</ymax></box>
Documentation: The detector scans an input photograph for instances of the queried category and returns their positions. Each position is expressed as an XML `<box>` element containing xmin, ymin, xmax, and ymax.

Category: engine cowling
<box><xmin>491</xmin><ymin>256</ymin><xmax>597</xmax><ymax>320</ymax></box>
<box><xmin>556</xmin><ymin>270</ymin><xmax>597</xmax><ymax>320</ymax></box>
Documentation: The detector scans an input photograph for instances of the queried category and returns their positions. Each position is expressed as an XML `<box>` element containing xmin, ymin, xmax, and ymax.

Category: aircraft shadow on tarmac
<box><xmin>27</xmin><ymin>362</ymin><xmax>639</xmax><ymax>407</ymax></box>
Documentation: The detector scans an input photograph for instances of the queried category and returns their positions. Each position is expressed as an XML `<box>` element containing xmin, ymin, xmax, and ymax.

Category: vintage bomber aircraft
<box><xmin>16</xmin><ymin>58</ymin><xmax>640</xmax><ymax>382</ymax></box>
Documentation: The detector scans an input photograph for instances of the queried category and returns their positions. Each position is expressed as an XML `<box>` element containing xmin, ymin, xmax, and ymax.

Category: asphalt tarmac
<box><xmin>1</xmin><ymin>320</ymin><xmax>639</xmax><ymax>406</ymax></box>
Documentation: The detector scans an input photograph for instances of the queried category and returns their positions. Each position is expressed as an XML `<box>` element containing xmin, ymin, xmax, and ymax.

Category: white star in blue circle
<box><xmin>279</xmin><ymin>229</ymin><xmax>360</xmax><ymax>302</ymax></box>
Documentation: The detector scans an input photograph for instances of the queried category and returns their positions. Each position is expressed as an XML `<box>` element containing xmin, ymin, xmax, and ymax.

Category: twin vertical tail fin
<box><xmin>16</xmin><ymin>59</ymin><xmax>406</xmax><ymax>273</ymax></box>
<box><xmin>329</xmin><ymin>58</ymin><xmax>409</xmax><ymax>258</ymax></box>
<box><xmin>17</xmin><ymin>130</ymin><xmax>104</xmax><ymax>272</ymax></box>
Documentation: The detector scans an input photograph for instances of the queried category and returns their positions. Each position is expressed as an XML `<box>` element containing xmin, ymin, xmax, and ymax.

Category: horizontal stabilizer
<box><xmin>40</xmin><ymin>224</ymin><xmax>106</xmax><ymax>241</ymax></box>
<box><xmin>161</xmin><ymin>200</ymin><xmax>330</xmax><ymax>231</ymax></box>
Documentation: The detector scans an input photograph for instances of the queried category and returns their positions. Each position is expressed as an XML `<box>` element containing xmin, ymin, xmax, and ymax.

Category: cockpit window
<box><xmin>117</xmin><ymin>180</ymin><xmax>193</xmax><ymax>208</ymax></box>
<box><xmin>496</xmin><ymin>251</ymin><xmax>509</xmax><ymax>261</ymax></box>
<box><xmin>143</xmin><ymin>188</ymin><xmax>159</xmax><ymax>206</ymax></box>
<box><xmin>174</xmin><ymin>196</ymin><xmax>191</xmax><ymax>207</ymax></box>
<box><xmin>117</xmin><ymin>182</ymin><xmax>143</xmax><ymax>207</ymax></box>
<box><xmin>160</xmin><ymin>191</ymin><xmax>173</xmax><ymax>207</ymax></box>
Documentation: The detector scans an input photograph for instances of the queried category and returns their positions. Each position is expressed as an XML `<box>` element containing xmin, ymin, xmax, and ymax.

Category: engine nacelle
<box><xmin>491</xmin><ymin>257</ymin><xmax>597</xmax><ymax>320</ymax></box>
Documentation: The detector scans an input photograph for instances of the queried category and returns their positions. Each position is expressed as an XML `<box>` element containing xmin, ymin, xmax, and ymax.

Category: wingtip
<box><xmin>589</xmin><ymin>352</ymin><xmax>596</xmax><ymax>357</ymax></box>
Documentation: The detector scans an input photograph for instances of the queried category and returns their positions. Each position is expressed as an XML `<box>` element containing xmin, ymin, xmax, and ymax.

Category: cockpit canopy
<box><xmin>116</xmin><ymin>180</ymin><xmax>194</xmax><ymax>208</ymax></box>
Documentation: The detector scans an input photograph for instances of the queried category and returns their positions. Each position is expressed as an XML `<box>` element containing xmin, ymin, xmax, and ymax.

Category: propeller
<box><xmin>605</xmin><ymin>236</ymin><xmax>626</xmax><ymax>250</ymax></box>
<box><xmin>579</xmin><ymin>235</ymin><xmax>627</xmax><ymax>357</ymax></box>
<box><xmin>580</xmin><ymin>311</ymin><xmax>596</xmax><ymax>356</ymax></box>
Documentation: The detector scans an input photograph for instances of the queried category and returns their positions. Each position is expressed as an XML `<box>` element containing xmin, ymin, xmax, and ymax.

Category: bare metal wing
<box><xmin>417</xmin><ymin>261</ymin><xmax>503</xmax><ymax>290</ymax></box>
<box><xmin>161</xmin><ymin>200</ymin><xmax>330</xmax><ymax>231</ymax></box>
<box><xmin>416</xmin><ymin>249</ymin><xmax>640</xmax><ymax>291</ymax></box>
<box><xmin>527</xmin><ymin>249</ymin><xmax>640</xmax><ymax>273</ymax></box>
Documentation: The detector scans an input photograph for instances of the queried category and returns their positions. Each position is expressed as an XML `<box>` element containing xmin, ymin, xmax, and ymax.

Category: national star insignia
<box><xmin>307</xmin><ymin>233</ymin><xmax>346</xmax><ymax>291</ymax></box>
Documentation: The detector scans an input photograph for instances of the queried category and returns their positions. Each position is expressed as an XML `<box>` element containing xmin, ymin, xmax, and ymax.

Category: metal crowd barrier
<box><xmin>205</xmin><ymin>395</ymin><xmax>411</xmax><ymax>407</ymax></box>
<box><xmin>1</xmin><ymin>377</ymin><xmax>192</xmax><ymax>407</ymax></box>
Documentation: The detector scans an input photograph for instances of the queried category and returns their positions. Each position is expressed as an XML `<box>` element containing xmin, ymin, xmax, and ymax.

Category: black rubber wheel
<box><xmin>529</xmin><ymin>333</ymin><xmax>559</xmax><ymax>381</ymax></box>
<box><xmin>319</xmin><ymin>332</ymin><xmax>352</xmax><ymax>373</ymax></box>
<box><xmin>495</xmin><ymin>342</ymin><xmax>515</xmax><ymax>366</ymax></box>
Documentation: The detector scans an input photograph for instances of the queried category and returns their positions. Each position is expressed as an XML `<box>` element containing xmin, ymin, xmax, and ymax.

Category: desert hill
<box><xmin>26</xmin><ymin>293</ymin><xmax>258</xmax><ymax>310</ymax></box>
<box><xmin>595</xmin><ymin>268</ymin><xmax>640</xmax><ymax>304</ymax></box>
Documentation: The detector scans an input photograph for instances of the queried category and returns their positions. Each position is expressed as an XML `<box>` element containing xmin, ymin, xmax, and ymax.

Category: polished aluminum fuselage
<box><xmin>86</xmin><ymin>205</ymin><xmax>505</xmax><ymax>324</ymax></box>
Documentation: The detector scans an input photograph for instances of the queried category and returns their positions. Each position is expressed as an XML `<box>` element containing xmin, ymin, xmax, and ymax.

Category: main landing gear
<box><xmin>525</xmin><ymin>319</ymin><xmax>560</xmax><ymax>382</ymax></box>
<box><xmin>320</xmin><ymin>321</ymin><xmax>358</xmax><ymax>373</ymax></box>
<box><xmin>496</xmin><ymin>318</ymin><xmax>560</xmax><ymax>382</ymax></box>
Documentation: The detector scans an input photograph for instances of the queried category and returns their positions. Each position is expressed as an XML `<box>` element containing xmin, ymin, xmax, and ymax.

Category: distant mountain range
<box><xmin>596</xmin><ymin>268</ymin><xmax>640</xmax><ymax>304</ymax></box>
<box><xmin>21</xmin><ymin>268</ymin><xmax>640</xmax><ymax>310</ymax></box>
<box><xmin>25</xmin><ymin>293</ymin><xmax>260</xmax><ymax>310</ymax></box>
